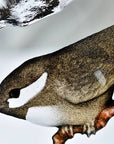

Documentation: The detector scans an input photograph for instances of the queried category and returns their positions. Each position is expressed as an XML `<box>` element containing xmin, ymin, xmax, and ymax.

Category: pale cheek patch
<box><xmin>8</xmin><ymin>72</ymin><xmax>48</xmax><ymax>108</ymax></box>
<box><xmin>94</xmin><ymin>70</ymin><xmax>106</xmax><ymax>86</ymax></box>
<box><xmin>26</xmin><ymin>106</ymin><xmax>61</xmax><ymax>126</ymax></box>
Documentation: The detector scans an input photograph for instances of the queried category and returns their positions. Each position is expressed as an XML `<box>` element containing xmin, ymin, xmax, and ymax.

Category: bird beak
<box><xmin>0</xmin><ymin>83</ymin><xmax>9</xmax><ymax>109</ymax></box>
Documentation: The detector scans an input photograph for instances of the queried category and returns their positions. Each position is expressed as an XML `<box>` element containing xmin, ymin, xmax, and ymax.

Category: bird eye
<box><xmin>9</xmin><ymin>88</ymin><xmax>20</xmax><ymax>98</ymax></box>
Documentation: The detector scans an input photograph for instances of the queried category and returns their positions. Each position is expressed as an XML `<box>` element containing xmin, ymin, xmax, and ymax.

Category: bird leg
<box><xmin>83</xmin><ymin>121</ymin><xmax>96</xmax><ymax>137</ymax></box>
<box><xmin>52</xmin><ymin>125</ymin><xmax>84</xmax><ymax>144</ymax></box>
<box><xmin>53</xmin><ymin>101</ymin><xmax>114</xmax><ymax>144</ymax></box>
<box><xmin>95</xmin><ymin>101</ymin><xmax>114</xmax><ymax>130</ymax></box>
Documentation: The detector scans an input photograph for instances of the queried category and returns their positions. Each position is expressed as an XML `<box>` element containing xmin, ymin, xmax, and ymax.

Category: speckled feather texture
<box><xmin>0</xmin><ymin>0</ymin><xmax>73</xmax><ymax>27</ymax></box>
<box><xmin>0</xmin><ymin>25</ymin><xmax>113</xmax><ymax>128</ymax></box>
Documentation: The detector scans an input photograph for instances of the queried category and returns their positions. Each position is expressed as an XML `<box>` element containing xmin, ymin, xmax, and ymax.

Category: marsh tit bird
<box><xmin>0</xmin><ymin>25</ymin><xmax>114</xmax><ymax>144</ymax></box>
<box><xmin>0</xmin><ymin>0</ymin><xmax>73</xmax><ymax>28</ymax></box>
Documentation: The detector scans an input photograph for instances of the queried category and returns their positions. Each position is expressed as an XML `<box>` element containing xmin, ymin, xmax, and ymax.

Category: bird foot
<box><xmin>83</xmin><ymin>121</ymin><xmax>96</xmax><ymax>137</ymax></box>
<box><xmin>53</xmin><ymin>125</ymin><xmax>74</xmax><ymax>144</ymax></box>
<box><xmin>61</xmin><ymin>125</ymin><xmax>74</xmax><ymax>138</ymax></box>
<box><xmin>52</xmin><ymin>102</ymin><xmax>114</xmax><ymax>144</ymax></box>
<box><xmin>95</xmin><ymin>103</ymin><xmax>114</xmax><ymax>130</ymax></box>
<box><xmin>53</xmin><ymin>125</ymin><xmax>85</xmax><ymax>144</ymax></box>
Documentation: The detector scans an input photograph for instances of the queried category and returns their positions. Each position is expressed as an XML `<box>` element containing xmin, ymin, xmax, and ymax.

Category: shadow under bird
<box><xmin>0</xmin><ymin>25</ymin><xmax>114</xmax><ymax>144</ymax></box>
<box><xmin>0</xmin><ymin>0</ymin><xmax>73</xmax><ymax>28</ymax></box>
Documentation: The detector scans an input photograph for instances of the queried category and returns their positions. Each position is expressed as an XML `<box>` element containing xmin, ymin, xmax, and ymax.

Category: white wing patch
<box><xmin>7</xmin><ymin>72</ymin><xmax>48</xmax><ymax>108</ymax></box>
<box><xmin>94</xmin><ymin>70</ymin><xmax>106</xmax><ymax>86</ymax></box>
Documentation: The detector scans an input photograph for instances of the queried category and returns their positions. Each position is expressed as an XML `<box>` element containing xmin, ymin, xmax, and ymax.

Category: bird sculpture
<box><xmin>0</xmin><ymin>0</ymin><xmax>73</xmax><ymax>28</ymax></box>
<box><xmin>0</xmin><ymin>25</ymin><xmax>114</xmax><ymax>144</ymax></box>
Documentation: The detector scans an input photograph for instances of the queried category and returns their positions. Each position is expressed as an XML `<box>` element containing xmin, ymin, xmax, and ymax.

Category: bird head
<box><xmin>0</xmin><ymin>81</ymin><xmax>20</xmax><ymax>109</ymax></box>
<box><xmin>0</xmin><ymin>64</ymin><xmax>23</xmax><ymax>111</ymax></box>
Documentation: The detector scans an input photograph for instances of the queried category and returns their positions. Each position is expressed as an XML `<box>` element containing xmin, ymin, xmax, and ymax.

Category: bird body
<box><xmin>0</xmin><ymin>0</ymin><xmax>73</xmax><ymax>28</ymax></box>
<box><xmin>0</xmin><ymin>25</ymin><xmax>114</xmax><ymax>138</ymax></box>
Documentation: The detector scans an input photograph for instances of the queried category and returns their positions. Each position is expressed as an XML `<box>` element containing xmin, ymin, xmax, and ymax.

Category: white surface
<box><xmin>0</xmin><ymin>0</ymin><xmax>114</xmax><ymax>144</ymax></box>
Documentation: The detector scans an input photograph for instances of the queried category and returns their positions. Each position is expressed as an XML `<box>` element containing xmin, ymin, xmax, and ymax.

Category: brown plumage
<box><xmin>0</xmin><ymin>25</ymin><xmax>114</xmax><ymax>143</ymax></box>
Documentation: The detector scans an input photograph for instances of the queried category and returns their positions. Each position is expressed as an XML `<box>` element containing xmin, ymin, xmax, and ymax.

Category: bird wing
<box><xmin>49</xmin><ymin>25</ymin><xmax>114</xmax><ymax>105</ymax></box>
